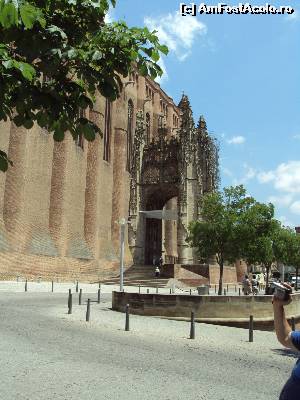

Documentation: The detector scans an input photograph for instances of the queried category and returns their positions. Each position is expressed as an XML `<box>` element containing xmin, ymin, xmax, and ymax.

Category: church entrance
<box><xmin>145</xmin><ymin>218</ymin><xmax>162</xmax><ymax>265</ymax></box>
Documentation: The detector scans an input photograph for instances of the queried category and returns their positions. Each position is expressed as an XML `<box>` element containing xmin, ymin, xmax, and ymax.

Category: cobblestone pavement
<box><xmin>0</xmin><ymin>284</ymin><xmax>298</xmax><ymax>400</ymax></box>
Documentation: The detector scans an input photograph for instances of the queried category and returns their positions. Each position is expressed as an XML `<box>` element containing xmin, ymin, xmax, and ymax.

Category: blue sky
<box><xmin>110</xmin><ymin>1</ymin><xmax>300</xmax><ymax>228</ymax></box>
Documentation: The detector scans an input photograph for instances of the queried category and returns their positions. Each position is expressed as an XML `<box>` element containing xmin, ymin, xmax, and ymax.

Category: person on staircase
<box><xmin>155</xmin><ymin>266</ymin><xmax>160</xmax><ymax>278</ymax></box>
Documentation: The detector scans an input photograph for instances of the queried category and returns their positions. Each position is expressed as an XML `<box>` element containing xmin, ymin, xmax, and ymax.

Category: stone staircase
<box><xmin>100</xmin><ymin>264</ymin><xmax>169</xmax><ymax>288</ymax></box>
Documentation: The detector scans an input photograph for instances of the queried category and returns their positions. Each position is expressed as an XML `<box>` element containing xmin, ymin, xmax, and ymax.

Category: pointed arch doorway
<box><xmin>142</xmin><ymin>185</ymin><xmax>178</xmax><ymax>265</ymax></box>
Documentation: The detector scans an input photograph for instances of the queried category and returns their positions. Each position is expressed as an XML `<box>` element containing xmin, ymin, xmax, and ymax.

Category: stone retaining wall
<box><xmin>112</xmin><ymin>291</ymin><xmax>300</xmax><ymax>328</ymax></box>
<box><xmin>161</xmin><ymin>263</ymin><xmax>238</xmax><ymax>285</ymax></box>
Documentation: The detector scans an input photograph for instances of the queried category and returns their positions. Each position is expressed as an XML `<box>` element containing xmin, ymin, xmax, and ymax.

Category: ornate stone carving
<box><xmin>128</xmin><ymin>94</ymin><xmax>220</xmax><ymax>265</ymax></box>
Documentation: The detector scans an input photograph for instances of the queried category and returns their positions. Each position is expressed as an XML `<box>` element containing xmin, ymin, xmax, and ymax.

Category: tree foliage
<box><xmin>0</xmin><ymin>0</ymin><xmax>168</xmax><ymax>171</ymax></box>
<box><xmin>187</xmin><ymin>185</ymin><xmax>281</xmax><ymax>295</ymax></box>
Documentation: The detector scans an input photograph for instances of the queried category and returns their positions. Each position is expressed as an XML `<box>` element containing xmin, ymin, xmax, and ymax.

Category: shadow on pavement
<box><xmin>271</xmin><ymin>348</ymin><xmax>299</xmax><ymax>359</ymax></box>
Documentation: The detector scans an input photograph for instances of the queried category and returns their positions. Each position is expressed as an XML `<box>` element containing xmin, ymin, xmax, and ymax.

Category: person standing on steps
<box><xmin>155</xmin><ymin>266</ymin><xmax>160</xmax><ymax>278</ymax></box>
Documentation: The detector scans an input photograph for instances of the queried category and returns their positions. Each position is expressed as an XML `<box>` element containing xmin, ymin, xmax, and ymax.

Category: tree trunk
<box><xmin>218</xmin><ymin>262</ymin><xmax>224</xmax><ymax>296</ymax></box>
<box><xmin>265</xmin><ymin>264</ymin><xmax>270</xmax><ymax>295</ymax></box>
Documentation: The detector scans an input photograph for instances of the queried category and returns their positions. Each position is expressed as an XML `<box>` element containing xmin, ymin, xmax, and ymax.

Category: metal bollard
<box><xmin>125</xmin><ymin>304</ymin><xmax>130</xmax><ymax>331</ymax></box>
<box><xmin>79</xmin><ymin>288</ymin><xmax>82</xmax><ymax>305</ymax></box>
<box><xmin>68</xmin><ymin>294</ymin><xmax>73</xmax><ymax>314</ymax></box>
<box><xmin>138</xmin><ymin>285</ymin><xmax>141</xmax><ymax>294</ymax></box>
<box><xmin>67</xmin><ymin>289</ymin><xmax>71</xmax><ymax>311</ymax></box>
<box><xmin>169</xmin><ymin>288</ymin><xmax>172</xmax><ymax>294</ymax></box>
<box><xmin>156</xmin><ymin>286</ymin><xmax>158</xmax><ymax>294</ymax></box>
<box><xmin>190</xmin><ymin>289</ymin><xmax>192</xmax><ymax>295</ymax></box>
<box><xmin>76</xmin><ymin>281</ymin><xmax>79</xmax><ymax>293</ymax></box>
<box><xmin>227</xmin><ymin>284</ymin><xmax>229</xmax><ymax>292</ymax></box>
<box><xmin>190</xmin><ymin>311</ymin><xmax>195</xmax><ymax>339</ymax></box>
<box><xmin>25</xmin><ymin>279</ymin><xmax>28</xmax><ymax>292</ymax></box>
<box><xmin>97</xmin><ymin>288</ymin><xmax>101</xmax><ymax>304</ymax></box>
<box><xmin>224</xmin><ymin>288</ymin><xmax>226</xmax><ymax>296</ymax></box>
<box><xmin>249</xmin><ymin>315</ymin><xmax>254</xmax><ymax>342</ymax></box>
<box><xmin>239</xmin><ymin>288</ymin><xmax>241</xmax><ymax>296</ymax></box>
<box><xmin>51</xmin><ymin>280</ymin><xmax>54</xmax><ymax>293</ymax></box>
<box><xmin>147</xmin><ymin>288</ymin><xmax>149</xmax><ymax>294</ymax></box>
<box><xmin>99</xmin><ymin>282</ymin><xmax>101</xmax><ymax>289</ymax></box>
<box><xmin>86</xmin><ymin>299</ymin><xmax>91</xmax><ymax>322</ymax></box>
<box><xmin>291</xmin><ymin>317</ymin><xmax>296</xmax><ymax>331</ymax></box>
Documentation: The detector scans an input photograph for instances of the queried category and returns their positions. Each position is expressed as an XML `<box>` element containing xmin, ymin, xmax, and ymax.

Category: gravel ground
<box><xmin>0</xmin><ymin>281</ymin><xmax>298</xmax><ymax>400</ymax></box>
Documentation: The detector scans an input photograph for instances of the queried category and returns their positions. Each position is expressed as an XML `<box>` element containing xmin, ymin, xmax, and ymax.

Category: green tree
<box><xmin>187</xmin><ymin>185</ymin><xmax>255</xmax><ymax>295</ymax></box>
<box><xmin>0</xmin><ymin>0</ymin><xmax>168</xmax><ymax>171</ymax></box>
<box><xmin>273</xmin><ymin>227</ymin><xmax>300</xmax><ymax>289</ymax></box>
<box><xmin>238</xmin><ymin>202</ymin><xmax>278</xmax><ymax>292</ymax></box>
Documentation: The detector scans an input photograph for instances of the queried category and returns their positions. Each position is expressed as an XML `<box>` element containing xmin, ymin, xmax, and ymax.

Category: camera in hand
<box><xmin>271</xmin><ymin>282</ymin><xmax>292</xmax><ymax>300</ymax></box>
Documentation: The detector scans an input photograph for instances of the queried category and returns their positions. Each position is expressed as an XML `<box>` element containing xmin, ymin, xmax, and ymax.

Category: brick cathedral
<box><xmin>0</xmin><ymin>69</ymin><xmax>233</xmax><ymax>282</ymax></box>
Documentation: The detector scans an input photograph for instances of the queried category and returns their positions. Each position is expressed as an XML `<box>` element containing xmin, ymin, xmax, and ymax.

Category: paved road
<box><xmin>0</xmin><ymin>291</ymin><xmax>298</xmax><ymax>400</ymax></box>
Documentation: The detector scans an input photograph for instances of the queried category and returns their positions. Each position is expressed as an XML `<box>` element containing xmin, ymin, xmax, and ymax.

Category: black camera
<box><xmin>271</xmin><ymin>282</ymin><xmax>292</xmax><ymax>301</ymax></box>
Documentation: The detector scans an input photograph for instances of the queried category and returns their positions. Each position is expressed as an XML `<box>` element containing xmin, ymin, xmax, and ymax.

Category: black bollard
<box><xmin>86</xmin><ymin>299</ymin><xmax>91</xmax><ymax>322</ymax></box>
<box><xmin>169</xmin><ymin>288</ymin><xmax>172</xmax><ymax>294</ymax></box>
<box><xmin>239</xmin><ymin>288</ymin><xmax>241</xmax><ymax>296</ymax></box>
<box><xmin>190</xmin><ymin>289</ymin><xmax>192</xmax><ymax>295</ymax></box>
<box><xmin>291</xmin><ymin>317</ymin><xmax>296</xmax><ymax>331</ymax></box>
<box><xmin>76</xmin><ymin>281</ymin><xmax>79</xmax><ymax>293</ymax></box>
<box><xmin>156</xmin><ymin>286</ymin><xmax>158</xmax><ymax>294</ymax></box>
<box><xmin>190</xmin><ymin>311</ymin><xmax>195</xmax><ymax>339</ymax></box>
<box><xmin>67</xmin><ymin>289</ymin><xmax>71</xmax><ymax>310</ymax></box>
<box><xmin>125</xmin><ymin>304</ymin><xmax>130</xmax><ymax>331</ymax></box>
<box><xmin>25</xmin><ymin>279</ymin><xmax>28</xmax><ymax>292</ymax></box>
<box><xmin>99</xmin><ymin>282</ymin><xmax>101</xmax><ymax>289</ymax></box>
<box><xmin>68</xmin><ymin>293</ymin><xmax>73</xmax><ymax>314</ymax></box>
<box><xmin>138</xmin><ymin>285</ymin><xmax>141</xmax><ymax>294</ymax></box>
<box><xmin>249</xmin><ymin>315</ymin><xmax>254</xmax><ymax>342</ymax></box>
<box><xmin>97</xmin><ymin>288</ymin><xmax>101</xmax><ymax>304</ymax></box>
<box><xmin>224</xmin><ymin>288</ymin><xmax>226</xmax><ymax>296</ymax></box>
<box><xmin>51</xmin><ymin>280</ymin><xmax>54</xmax><ymax>293</ymax></box>
<box><xmin>79</xmin><ymin>288</ymin><xmax>82</xmax><ymax>305</ymax></box>
<box><xmin>147</xmin><ymin>288</ymin><xmax>149</xmax><ymax>294</ymax></box>
<box><xmin>227</xmin><ymin>284</ymin><xmax>229</xmax><ymax>292</ymax></box>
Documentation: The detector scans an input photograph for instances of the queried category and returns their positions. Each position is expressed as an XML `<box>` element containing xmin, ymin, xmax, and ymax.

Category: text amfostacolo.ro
<box><xmin>179</xmin><ymin>3</ymin><xmax>295</xmax><ymax>16</ymax></box>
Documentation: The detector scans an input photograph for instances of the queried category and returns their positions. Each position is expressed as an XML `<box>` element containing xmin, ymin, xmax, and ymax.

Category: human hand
<box><xmin>272</xmin><ymin>283</ymin><xmax>293</xmax><ymax>307</ymax></box>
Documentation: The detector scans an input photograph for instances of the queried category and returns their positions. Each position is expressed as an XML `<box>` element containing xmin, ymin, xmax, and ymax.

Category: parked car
<box><xmin>291</xmin><ymin>276</ymin><xmax>300</xmax><ymax>287</ymax></box>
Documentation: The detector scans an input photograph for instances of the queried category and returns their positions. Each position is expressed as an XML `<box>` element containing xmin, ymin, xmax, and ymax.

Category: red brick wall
<box><xmin>209</xmin><ymin>265</ymin><xmax>237</xmax><ymax>284</ymax></box>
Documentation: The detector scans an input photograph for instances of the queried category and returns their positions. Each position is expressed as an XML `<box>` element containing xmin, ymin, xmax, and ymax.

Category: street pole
<box><xmin>119</xmin><ymin>218</ymin><xmax>126</xmax><ymax>293</ymax></box>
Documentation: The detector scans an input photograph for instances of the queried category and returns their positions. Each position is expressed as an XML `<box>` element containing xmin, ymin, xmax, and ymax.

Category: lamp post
<box><xmin>117</xmin><ymin>218</ymin><xmax>127</xmax><ymax>292</ymax></box>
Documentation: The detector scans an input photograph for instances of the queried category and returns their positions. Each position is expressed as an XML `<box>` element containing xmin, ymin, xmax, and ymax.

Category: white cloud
<box><xmin>104</xmin><ymin>7</ymin><xmax>115</xmax><ymax>23</ymax></box>
<box><xmin>232</xmin><ymin>164</ymin><xmax>256</xmax><ymax>185</ymax></box>
<box><xmin>226</xmin><ymin>136</ymin><xmax>245</xmax><ymax>145</ymax></box>
<box><xmin>221</xmin><ymin>166</ymin><xmax>233</xmax><ymax>178</ymax></box>
<box><xmin>155</xmin><ymin>57</ymin><xmax>168</xmax><ymax>84</ymax></box>
<box><xmin>257</xmin><ymin>171</ymin><xmax>276</xmax><ymax>183</ymax></box>
<box><xmin>257</xmin><ymin>161</ymin><xmax>300</xmax><ymax>193</ymax></box>
<box><xmin>268</xmin><ymin>194</ymin><xmax>294</xmax><ymax>207</ymax></box>
<box><xmin>243</xmin><ymin>165</ymin><xmax>256</xmax><ymax>180</ymax></box>
<box><xmin>278</xmin><ymin>215</ymin><xmax>295</xmax><ymax>228</ymax></box>
<box><xmin>290</xmin><ymin>201</ymin><xmax>300</xmax><ymax>215</ymax></box>
<box><xmin>286</xmin><ymin>9</ymin><xmax>299</xmax><ymax>21</ymax></box>
<box><xmin>144</xmin><ymin>12</ymin><xmax>207</xmax><ymax>62</ymax></box>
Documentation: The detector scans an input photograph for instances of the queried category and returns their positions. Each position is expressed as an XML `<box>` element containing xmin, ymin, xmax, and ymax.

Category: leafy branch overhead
<box><xmin>0</xmin><ymin>0</ymin><xmax>168</xmax><ymax>171</ymax></box>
